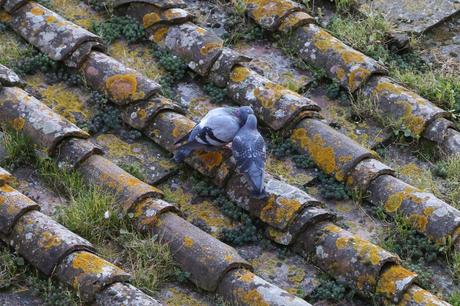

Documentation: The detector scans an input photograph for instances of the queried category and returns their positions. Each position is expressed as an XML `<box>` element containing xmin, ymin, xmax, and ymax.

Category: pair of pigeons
<box><xmin>173</xmin><ymin>106</ymin><xmax>267</xmax><ymax>197</ymax></box>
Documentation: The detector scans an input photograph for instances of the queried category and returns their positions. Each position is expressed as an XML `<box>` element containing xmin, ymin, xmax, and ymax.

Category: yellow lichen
<box><xmin>151</xmin><ymin>26</ymin><xmax>170</xmax><ymax>43</ymax></box>
<box><xmin>105</xmin><ymin>74</ymin><xmax>142</xmax><ymax>102</ymax></box>
<box><xmin>183</xmin><ymin>236</ymin><xmax>194</xmax><ymax>248</ymax></box>
<box><xmin>11</xmin><ymin>117</ymin><xmax>25</xmax><ymax>131</ymax></box>
<box><xmin>200</xmin><ymin>42</ymin><xmax>223</xmax><ymax>56</ymax></box>
<box><xmin>237</xmin><ymin>288</ymin><xmax>269</xmax><ymax>306</ymax></box>
<box><xmin>108</xmin><ymin>41</ymin><xmax>162</xmax><ymax>80</ymax></box>
<box><xmin>376</xmin><ymin>265</ymin><xmax>415</xmax><ymax>297</ymax></box>
<box><xmin>196</xmin><ymin>151</ymin><xmax>223</xmax><ymax>171</ymax></box>
<box><xmin>230</xmin><ymin>66</ymin><xmax>251</xmax><ymax>83</ymax></box>
<box><xmin>408</xmin><ymin>214</ymin><xmax>428</xmax><ymax>232</ymax></box>
<box><xmin>254</xmin><ymin>82</ymin><xmax>286</xmax><ymax>109</ymax></box>
<box><xmin>244</xmin><ymin>0</ymin><xmax>295</xmax><ymax>25</ymax></box>
<box><xmin>165</xmin><ymin>288</ymin><xmax>203</xmax><ymax>306</ymax></box>
<box><xmin>31</xmin><ymin>7</ymin><xmax>45</xmax><ymax>16</ymax></box>
<box><xmin>260</xmin><ymin>196</ymin><xmax>301</xmax><ymax>226</ymax></box>
<box><xmin>38</xmin><ymin>231</ymin><xmax>62</xmax><ymax>250</ymax></box>
<box><xmin>324</xmin><ymin>224</ymin><xmax>342</xmax><ymax>233</ymax></box>
<box><xmin>335</xmin><ymin>237</ymin><xmax>349</xmax><ymax>249</ymax></box>
<box><xmin>239</xmin><ymin>271</ymin><xmax>255</xmax><ymax>283</ymax></box>
<box><xmin>291</xmin><ymin>129</ymin><xmax>339</xmax><ymax>179</ymax></box>
<box><xmin>72</xmin><ymin>252</ymin><xmax>114</xmax><ymax>273</ymax></box>
<box><xmin>143</xmin><ymin>12</ymin><xmax>161</xmax><ymax>28</ymax></box>
<box><xmin>34</xmin><ymin>79</ymin><xmax>89</xmax><ymax>123</ymax></box>
<box><xmin>384</xmin><ymin>186</ymin><xmax>420</xmax><ymax>213</ymax></box>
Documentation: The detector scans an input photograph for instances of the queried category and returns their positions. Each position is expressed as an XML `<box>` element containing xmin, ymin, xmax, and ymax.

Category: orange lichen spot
<box><xmin>200</xmin><ymin>42</ymin><xmax>223</xmax><ymax>56</ymax></box>
<box><xmin>341</xmin><ymin>50</ymin><xmax>365</xmax><ymax>65</ymax></box>
<box><xmin>373</xmin><ymin>81</ymin><xmax>406</xmax><ymax>97</ymax></box>
<box><xmin>172</xmin><ymin>120</ymin><xmax>195</xmax><ymax>140</ymax></box>
<box><xmin>239</xmin><ymin>271</ymin><xmax>255</xmax><ymax>283</ymax></box>
<box><xmin>196</xmin><ymin>151</ymin><xmax>223</xmax><ymax>171</ymax></box>
<box><xmin>238</xmin><ymin>288</ymin><xmax>269</xmax><ymax>306</ymax></box>
<box><xmin>408</xmin><ymin>214</ymin><xmax>428</xmax><ymax>232</ymax></box>
<box><xmin>118</xmin><ymin>174</ymin><xmax>141</xmax><ymax>187</ymax></box>
<box><xmin>254</xmin><ymin>82</ymin><xmax>285</xmax><ymax>109</ymax></box>
<box><xmin>105</xmin><ymin>74</ymin><xmax>140</xmax><ymax>102</ymax></box>
<box><xmin>0</xmin><ymin>11</ymin><xmax>12</xmax><ymax>23</ymax></box>
<box><xmin>46</xmin><ymin>15</ymin><xmax>57</xmax><ymax>23</ymax></box>
<box><xmin>351</xmin><ymin>237</ymin><xmax>382</xmax><ymax>265</ymax></box>
<box><xmin>335</xmin><ymin>237</ymin><xmax>349</xmax><ymax>249</ymax></box>
<box><xmin>31</xmin><ymin>7</ymin><xmax>45</xmax><ymax>16</ymax></box>
<box><xmin>412</xmin><ymin>288</ymin><xmax>433</xmax><ymax>303</ymax></box>
<box><xmin>356</xmin><ymin>274</ymin><xmax>376</xmax><ymax>290</ymax></box>
<box><xmin>348</xmin><ymin>67</ymin><xmax>371</xmax><ymax>91</ymax></box>
<box><xmin>376</xmin><ymin>265</ymin><xmax>415</xmax><ymax>297</ymax></box>
<box><xmin>324</xmin><ymin>224</ymin><xmax>342</xmax><ymax>233</ymax></box>
<box><xmin>260</xmin><ymin>197</ymin><xmax>301</xmax><ymax>226</ymax></box>
<box><xmin>244</xmin><ymin>0</ymin><xmax>295</xmax><ymax>24</ymax></box>
<box><xmin>137</xmin><ymin>108</ymin><xmax>147</xmax><ymax>120</ymax></box>
<box><xmin>335</xmin><ymin>67</ymin><xmax>346</xmax><ymax>81</ymax></box>
<box><xmin>230</xmin><ymin>66</ymin><xmax>251</xmax><ymax>83</ymax></box>
<box><xmin>11</xmin><ymin>117</ymin><xmax>25</xmax><ymax>131</ymax></box>
<box><xmin>0</xmin><ymin>185</ymin><xmax>15</xmax><ymax>193</ymax></box>
<box><xmin>143</xmin><ymin>12</ymin><xmax>161</xmax><ymax>28</ymax></box>
<box><xmin>291</xmin><ymin>129</ymin><xmax>338</xmax><ymax>178</ymax></box>
<box><xmin>39</xmin><ymin>231</ymin><xmax>62</xmax><ymax>250</ymax></box>
<box><xmin>151</xmin><ymin>27</ymin><xmax>169</xmax><ymax>43</ymax></box>
<box><xmin>183</xmin><ymin>236</ymin><xmax>194</xmax><ymax>248</ymax></box>
<box><xmin>71</xmin><ymin>252</ymin><xmax>119</xmax><ymax>281</ymax></box>
<box><xmin>6</xmin><ymin>203</ymin><xmax>19</xmax><ymax>216</ymax></box>
<box><xmin>195</xmin><ymin>27</ymin><xmax>207</xmax><ymax>35</ymax></box>
<box><xmin>399</xmin><ymin>102</ymin><xmax>425</xmax><ymax>136</ymax></box>
<box><xmin>384</xmin><ymin>187</ymin><xmax>420</xmax><ymax>213</ymax></box>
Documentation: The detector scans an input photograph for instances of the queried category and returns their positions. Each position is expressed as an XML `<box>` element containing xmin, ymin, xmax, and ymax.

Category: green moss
<box><xmin>190</xmin><ymin>176</ymin><xmax>262</xmax><ymax>246</ymax></box>
<box><xmin>222</xmin><ymin>5</ymin><xmax>265</xmax><ymax>45</ymax></box>
<box><xmin>203</xmin><ymin>83</ymin><xmax>228</xmax><ymax>104</ymax></box>
<box><xmin>151</xmin><ymin>47</ymin><xmax>188</xmax><ymax>99</ymax></box>
<box><xmin>315</xmin><ymin>172</ymin><xmax>350</xmax><ymax>201</ymax></box>
<box><xmin>309</xmin><ymin>274</ymin><xmax>352</xmax><ymax>302</ymax></box>
<box><xmin>450</xmin><ymin>292</ymin><xmax>460</xmax><ymax>306</ymax></box>
<box><xmin>0</xmin><ymin>246</ymin><xmax>79</xmax><ymax>305</ymax></box>
<box><xmin>84</xmin><ymin>91</ymin><xmax>122</xmax><ymax>134</ymax></box>
<box><xmin>91</xmin><ymin>16</ymin><xmax>145</xmax><ymax>44</ymax></box>
<box><xmin>118</xmin><ymin>161</ymin><xmax>147</xmax><ymax>181</ymax></box>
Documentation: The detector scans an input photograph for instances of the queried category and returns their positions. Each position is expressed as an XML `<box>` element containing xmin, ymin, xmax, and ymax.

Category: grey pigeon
<box><xmin>231</xmin><ymin>114</ymin><xmax>267</xmax><ymax>197</ymax></box>
<box><xmin>173</xmin><ymin>106</ymin><xmax>254</xmax><ymax>162</ymax></box>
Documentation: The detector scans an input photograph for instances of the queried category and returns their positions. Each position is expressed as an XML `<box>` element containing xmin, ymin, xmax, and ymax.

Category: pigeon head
<box><xmin>235</xmin><ymin>106</ymin><xmax>254</xmax><ymax>126</ymax></box>
<box><xmin>244</xmin><ymin>114</ymin><xmax>258</xmax><ymax>130</ymax></box>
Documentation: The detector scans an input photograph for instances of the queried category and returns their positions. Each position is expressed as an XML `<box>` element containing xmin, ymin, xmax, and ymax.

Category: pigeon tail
<box><xmin>246</xmin><ymin>165</ymin><xmax>265</xmax><ymax>197</ymax></box>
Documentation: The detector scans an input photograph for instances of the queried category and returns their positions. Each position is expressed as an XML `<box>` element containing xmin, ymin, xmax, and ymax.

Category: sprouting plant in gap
<box><xmin>268</xmin><ymin>135</ymin><xmax>314</xmax><ymax>169</ymax></box>
<box><xmin>190</xmin><ymin>176</ymin><xmax>263</xmax><ymax>246</ymax></box>
<box><xmin>151</xmin><ymin>47</ymin><xmax>188</xmax><ymax>99</ymax></box>
<box><xmin>91</xmin><ymin>16</ymin><xmax>145</xmax><ymax>44</ymax></box>
<box><xmin>119</xmin><ymin>161</ymin><xmax>146</xmax><ymax>181</ymax></box>
<box><xmin>85</xmin><ymin>91</ymin><xmax>122</xmax><ymax>134</ymax></box>
<box><xmin>203</xmin><ymin>83</ymin><xmax>228</xmax><ymax>104</ymax></box>
<box><xmin>309</xmin><ymin>274</ymin><xmax>353</xmax><ymax>302</ymax></box>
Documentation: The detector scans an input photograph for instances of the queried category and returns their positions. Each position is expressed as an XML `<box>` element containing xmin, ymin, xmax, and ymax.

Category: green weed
<box><xmin>91</xmin><ymin>16</ymin><xmax>145</xmax><ymax>44</ymax></box>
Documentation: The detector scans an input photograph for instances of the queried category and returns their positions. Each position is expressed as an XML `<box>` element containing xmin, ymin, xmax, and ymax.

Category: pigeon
<box><xmin>231</xmin><ymin>114</ymin><xmax>267</xmax><ymax>197</ymax></box>
<box><xmin>173</xmin><ymin>106</ymin><xmax>254</xmax><ymax>162</ymax></box>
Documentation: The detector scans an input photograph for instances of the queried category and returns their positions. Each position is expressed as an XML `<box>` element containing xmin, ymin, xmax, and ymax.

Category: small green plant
<box><xmin>91</xmin><ymin>16</ymin><xmax>145</xmax><ymax>44</ymax></box>
<box><xmin>119</xmin><ymin>161</ymin><xmax>146</xmax><ymax>181</ymax></box>
<box><xmin>223</xmin><ymin>7</ymin><xmax>265</xmax><ymax>45</ymax></box>
<box><xmin>315</xmin><ymin>172</ymin><xmax>350</xmax><ymax>201</ymax></box>
<box><xmin>381</xmin><ymin>214</ymin><xmax>441</xmax><ymax>263</ymax></box>
<box><xmin>151</xmin><ymin>47</ymin><xmax>188</xmax><ymax>99</ymax></box>
<box><xmin>85</xmin><ymin>91</ymin><xmax>122</xmax><ymax>134</ymax></box>
<box><xmin>309</xmin><ymin>274</ymin><xmax>351</xmax><ymax>302</ymax></box>
<box><xmin>0</xmin><ymin>127</ymin><xmax>36</xmax><ymax>170</ymax></box>
<box><xmin>0</xmin><ymin>246</ymin><xmax>79</xmax><ymax>305</ymax></box>
<box><xmin>203</xmin><ymin>83</ymin><xmax>228</xmax><ymax>104</ymax></box>
<box><xmin>191</xmin><ymin>176</ymin><xmax>262</xmax><ymax>246</ymax></box>
<box><xmin>434</xmin><ymin>155</ymin><xmax>460</xmax><ymax>207</ymax></box>
<box><xmin>335</xmin><ymin>0</ymin><xmax>356</xmax><ymax>12</ymax></box>
<box><xmin>85</xmin><ymin>0</ymin><xmax>114</xmax><ymax>12</ymax></box>
<box><xmin>15</xmin><ymin>52</ymin><xmax>58</xmax><ymax>75</ymax></box>
<box><xmin>450</xmin><ymin>292</ymin><xmax>460</xmax><ymax>306</ymax></box>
